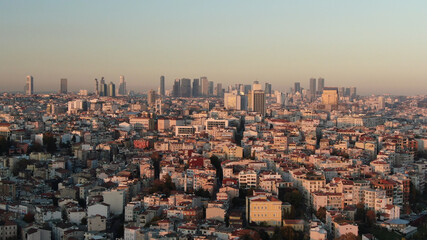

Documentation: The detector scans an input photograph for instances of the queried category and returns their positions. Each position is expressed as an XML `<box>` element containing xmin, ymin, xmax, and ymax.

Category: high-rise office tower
<box><xmin>317</xmin><ymin>78</ymin><xmax>325</xmax><ymax>94</ymax></box>
<box><xmin>180</xmin><ymin>78</ymin><xmax>192</xmax><ymax>97</ymax></box>
<box><xmin>215</xmin><ymin>83</ymin><xmax>223</xmax><ymax>97</ymax></box>
<box><xmin>173</xmin><ymin>79</ymin><xmax>181</xmax><ymax>97</ymax></box>
<box><xmin>201</xmin><ymin>77</ymin><xmax>209</xmax><ymax>96</ymax></box>
<box><xmin>100</xmin><ymin>77</ymin><xmax>107</xmax><ymax>96</ymax></box>
<box><xmin>60</xmin><ymin>78</ymin><xmax>67</xmax><ymax>94</ymax></box>
<box><xmin>322</xmin><ymin>87</ymin><xmax>339</xmax><ymax>105</ymax></box>
<box><xmin>294</xmin><ymin>82</ymin><xmax>301</xmax><ymax>93</ymax></box>
<box><xmin>249</xmin><ymin>90</ymin><xmax>266</xmax><ymax>116</ymax></box>
<box><xmin>349</xmin><ymin>87</ymin><xmax>357</xmax><ymax>100</ymax></box>
<box><xmin>243</xmin><ymin>85</ymin><xmax>252</xmax><ymax>95</ymax></box>
<box><xmin>338</xmin><ymin>87</ymin><xmax>345</xmax><ymax>98</ymax></box>
<box><xmin>118</xmin><ymin>76</ymin><xmax>126</xmax><ymax>95</ymax></box>
<box><xmin>253</xmin><ymin>81</ymin><xmax>262</xmax><ymax>91</ymax></box>
<box><xmin>94</xmin><ymin>78</ymin><xmax>99</xmax><ymax>95</ymax></box>
<box><xmin>26</xmin><ymin>76</ymin><xmax>34</xmax><ymax>95</ymax></box>
<box><xmin>108</xmin><ymin>82</ymin><xmax>116</xmax><ymax>97</ymax></box>
<box><xmin>192</xmin><ymin>79</ymin><xmax>199</xmax><ymax>97</ymax></box>
<box><xmin>309</xmin><ymin>78</ymin><xmax>316</xmax><ymax>99</ymax></box>
<box><xmin>148</xmin><ymin>89</ymin><xmax>156</xmax><ymax>106</ymax></box>
<box><xmin>378</xmin><ymin>96</ymin><xmax>385</xmax><ymax>109</ymax></box>
<box><xmin>265</xmin><ymin>83</ymin><xmax>272</xmax><ymax>95</ymax></box>
<box><xmin>160</xmin><ymin>76</ymin><xmax>165</xmax><ymax>96</ymax></box>
<box><xmin>208</xmin><ymin>81</ymin><xmax>214</xmax><ymax>96</ymax></box>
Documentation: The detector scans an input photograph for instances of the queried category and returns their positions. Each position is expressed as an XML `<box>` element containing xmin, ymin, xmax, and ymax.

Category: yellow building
<box><xmin>322</xmin><ymin>88</ymin><xmax>338</xmax><ymax>105</ymax></box>
<box><xmin>246</xmin><ymin>195</ymin><xmax>282</xmax><ymax>226</ymax></box>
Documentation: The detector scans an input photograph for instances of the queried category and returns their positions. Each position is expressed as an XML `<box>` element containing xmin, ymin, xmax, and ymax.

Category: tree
<box><xmin>12</xmin><ymin>159</ymin><xmax>28</xmax><ymax>176</ymax></box>
<box><xmin>366</xmin><ymin>210</ymin><xmax>376</xmax><ymax>226</ymax></box>
<box><xmin>0</xmin><ymin>136</ymin><xmax>10</xmax><ymax>154</ymax></box>
<box><xmin>355</xmin><ymin>203</ymin><xmax>366</xmax><ymax>222</ymax></box>
<box><xmin>23</xmin><ymin>213</ymin><xmax>35</xmax><ymax>223</ymax></box>
<box><xmin>43</xmin><ymin>133</ymin><xmax>57</xmax><ymax>153</ymax></box>
<box><xmin>335</xmin><ymin>233</ymin><xmax>358</xmax><ymax>240</ymax></box>
<box><xmin>316</xmin><ymin>207</ymin><xmax>327</xmax><ymax>222</ymax></box>
<box><xmin>195</xmin><ymin>188</ymin><xmax>211</xmax><ymax>198</ymax></box>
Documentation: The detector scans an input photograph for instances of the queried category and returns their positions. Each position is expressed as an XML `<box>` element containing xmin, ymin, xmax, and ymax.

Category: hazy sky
<box><xmin>1</xmin><ymin>1</ymin><xmax>427</xmax><ymax>95</ymax></box>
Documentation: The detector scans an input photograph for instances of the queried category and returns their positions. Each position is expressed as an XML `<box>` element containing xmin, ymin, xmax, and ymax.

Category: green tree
<box><xmin>316</xmin><ymin>207</ymin><xmax>327</xmax><ymax>222</ymax></box>
<box><xmin>43</xmin><ymin>133</ymin><xmax>57</xmax><ymax>153</ymax></box>
<box><xmin>335</xmin><ymin>233</ymin><xmax>358</xmax><ymax>240</ymax></box>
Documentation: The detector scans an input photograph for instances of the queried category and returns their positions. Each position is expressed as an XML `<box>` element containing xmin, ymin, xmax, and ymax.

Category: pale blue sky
<box><xmin>1</xmin><ymin>1</ymin><xmax>426</xmax><ymax>95</ymax></box>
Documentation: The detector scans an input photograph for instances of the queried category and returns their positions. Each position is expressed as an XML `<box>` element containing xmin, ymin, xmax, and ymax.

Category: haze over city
<box><xmin>1</xmin><ymin>1</ymin><xmax>427</xmax><ymax>95</ymax></box>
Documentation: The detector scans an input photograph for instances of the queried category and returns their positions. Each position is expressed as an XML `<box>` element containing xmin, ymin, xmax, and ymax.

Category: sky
<box><xmin>1</xmin><ymin>1</ymin><xmax>427</xmax><ymax>95</ymax></box>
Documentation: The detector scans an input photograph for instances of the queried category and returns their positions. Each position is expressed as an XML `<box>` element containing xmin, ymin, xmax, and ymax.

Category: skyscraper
<box><xmin>100</xmin><ymin>77</ymin><xmax>107</xmax><ymax>96</ymax></box>
<box><xmin>180</xmin><ymin>78</ymin><xmax>192</xmax><ymax>97</ymax></box>
<box><xmin>249</xmin><ymin>90</ymin><xmax>266</xmax><ymax>116</ymax></box>
<box><xmin>309</xmin><ymin>78</ymin><xmax>316</xmax><ymax>100</ymax></box>
<box><xmin>294</xmin><ymin>82</ymin><xmax>301</xmax><ymax>94</ymax></box>
<box><xmin>192</xmin><ymin>79</ymin><xmax>199</xmax><ymax>97</ymax></box>
<box><xmin>265</xmin><ymin>83</ymin><xmax>272</xmax><ymax>95</ymax></box>
<box><xmin>60</xmin><ymin>78</ymin><xmax>67</xmax><ymax>94</ymax></box>
<box><xmin>160</xmin><ymin>76</ymin><xmax>165</xmax><ymax>96</ymax></box>
<box><xmin>148</xmin><ymin>89</ymin><xmax>156</xmax><ymax>106</ymax></box>
<box><xmin>215</xmin><ymin>83</ymin><xmax>223</xmax><ymax>97</ymax></box>
<box><xmin>118</xmin><ymin>76</ymin><xmax>126</xmax><ymax>95</ymax></box>
<box><xmin>26</xmin><ymin>76</ymin><xmax>34</xmax><ymax>95</ymax></box>
<box><xmin>349</xmin><ymin>87</ymin><xmax>357</xmax><ymax>100</ymax></box>
<box><xmin>208</xmin><ymin>81</ymin><xmax>214</xmax><ymax>96</ymax></box>
<box><xmin>108</xmin><ymin>82</ymin><xmax>116</xmax><ymax>97</ymax></box>
<box><xmin>94</xmin><ymin>78</ymin><xmax>99</xmax><ymax>96</ymax></box>
<box><xmin>317</xmin><ymin>78</ymin><xmax>325</xmax><ymax>94</ymax></box>
<box><xmin>253</xmin><ymin>81</ymin><xmax>262</xmax><ymax>91</ymax></box>
<box><xmin>201</xmin><ymin>77</ymin><xmax>209</xmax><ymax>96</ymax></box>
<box><xmin>322</xmin><ymin>87</ymin><xmax>338</xmax><ymax>105</ymax></box>
<box><xmin>173</xmin><ymin>79</ymin><xmax>181</xmax><ymax>97</ymax></box>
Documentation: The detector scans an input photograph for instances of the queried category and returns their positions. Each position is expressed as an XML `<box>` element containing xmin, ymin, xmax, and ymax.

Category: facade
<box><xmin>246</xmin><ymin>195</ymin><xmax>282</xmax><ymax>226</ymax></box>
<box><xmin>249</xmin><ymin>90</ymin><xmax>266</xmax><ymax>116</ymax></box>
<box><xmin>322</xmin><ymin>87</ymin><xmax>338</xmax><ymax>105</ymax></box>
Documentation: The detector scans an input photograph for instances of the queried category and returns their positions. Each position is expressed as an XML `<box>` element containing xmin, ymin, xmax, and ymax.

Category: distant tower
<box><xmin>349</xmin><ymin>87</ymin><xmax>357</xmax><ymax>100</ymax></box>
<box><xmin>378</xmin><ymin>96</ymin><xmax>385</xmax><ymax>109</ymax></box>
<box><xmin>180</xmin><ymin>78</ymin><xmax>192</xmax><ymax>97</ymax></box>
<box><xmin>100</xmin><ymin>77</ymin><xmax>107</xmax><ymax>96</ymax></box>
<box><xmin>201</xmin><ymin>77</ymin><xmax>209</xmax><ymax>96</ymax></box>
<box><xmin>192</xmin><ymin>79</ymin><xmax>199</xmax><ymax>97</ymax></box>
<box><xmin>208</xmin><ymin>81</ymin><xmax>214</xmax><ymax>96</ymax></box>
<box><xmin>309</xmin><ymin>78</ymin><xmax>316</xmax><ymax>100</ymax></box>
<box><xmin>118</xmin><ymin>76</ymin><xmax>126</xmax><ymax>95</ymax></box>
<box><xmin>322</xmin><ymin>87</ymin><xmax>339</xmax><ymax>105</ymax></box>
<box><xmin>26</xmin><ymin>76</ymin><xmax>34</xmax><ymax>95</ymax></box>
<box><xmin>94</xmin><ymin>78</ymin><xmax>99</xmax><ymax>96</ymax></box>
<box><xmin>252</xmin><ymin>81</ymin><xmax>262</xmax><ymax>91</ymax></box>
<box><xmin>160</xmin><ymin>76</ymin><xmax>165</xmax><ymax>96</ymax></box>
<box><xmin>317</xmin><ymin>78</ymin><xmax>325</xmax><ymax>94</ymax></box>
<box><xmin>264</xmin><ymin>83</ymin><xmax>272</xmax><ymax>95</ymax></box>
<box><xmin>108</xmin><ymin>82</ymin><xmax>116</xmax><ymax>97</ymax></box>
<box><xmin>148</xmin><ymin>89</ymin><xmax>156</xmax><ymax>106</ymax></box>
<box><xmin>215</xmin><ymin>83</ymin><xmax>223</xmax><ymax>97</ymax></box>
<box><xmin>173</xmin><ymin>79</ymin><xmax>181</xmax><ymax>97</ymax></box>
<box><xmin>294</xmin><ymin>82</ymin><xmax>301</xmax><ymax>94</ymax></box>
<box><xmin>60</xmin><ymin>78</ymin><xmax>68</xmax><ymax>94</ymax></box>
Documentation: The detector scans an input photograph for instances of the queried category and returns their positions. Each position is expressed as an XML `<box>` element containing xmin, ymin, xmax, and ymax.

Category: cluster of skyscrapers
<box><xmin>224</xmin><ymin>81</ymin><xmax>267</xmax><ymax>116</ymax></box>
<box><xmin>169</xmin><ymin>76</ymin><xmax>223</xmax><ymax>98</ymax></box>
<box><xmin>94</xmin><ymin>76</ymin><xmax>127</xmax><ymax>97</ymax></box>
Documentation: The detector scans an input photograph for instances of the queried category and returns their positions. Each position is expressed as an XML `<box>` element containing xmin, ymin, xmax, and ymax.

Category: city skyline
<box><xmin>1</xmin><ymin>1</ymin><xmax>427</xmax><ymax>95</ymax></box>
